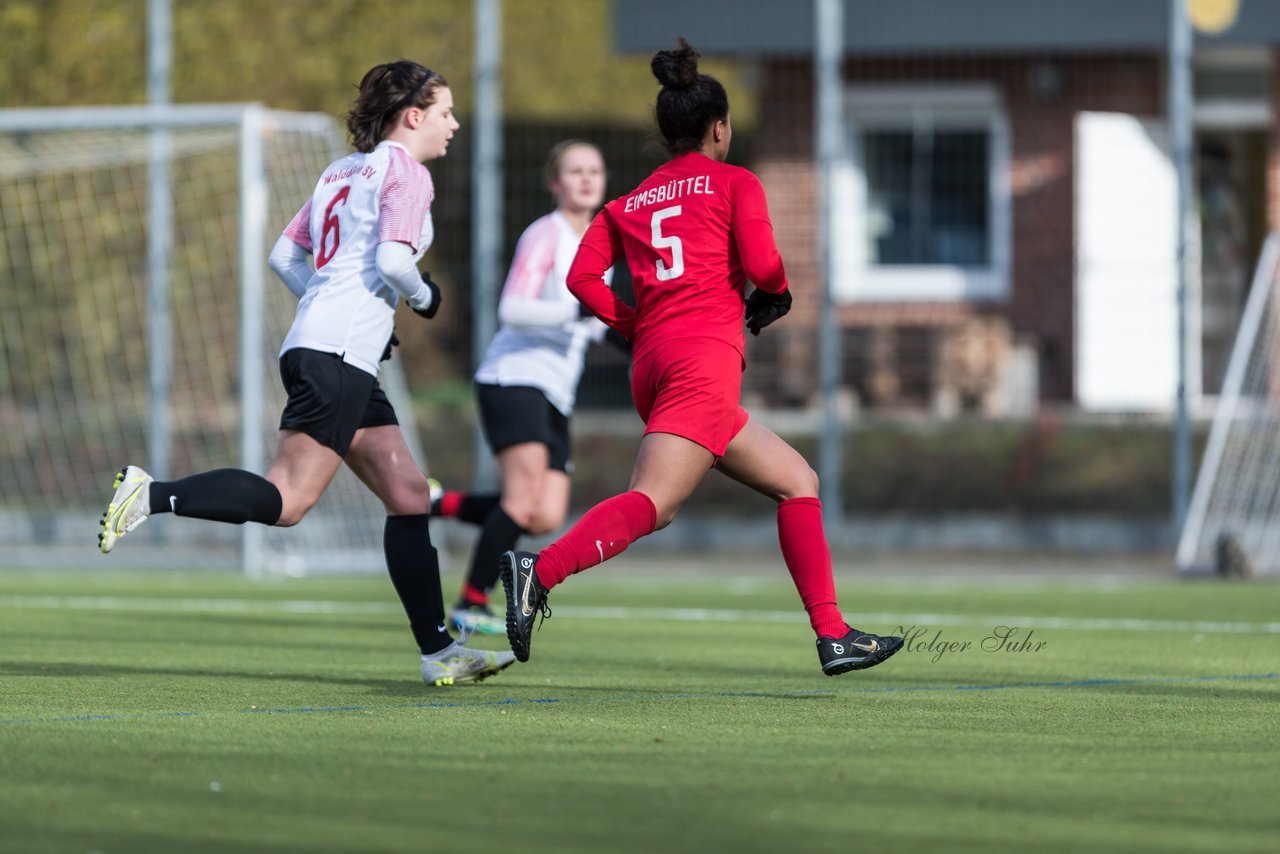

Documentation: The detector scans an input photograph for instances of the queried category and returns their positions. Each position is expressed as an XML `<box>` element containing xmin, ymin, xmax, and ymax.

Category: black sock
<box><xmin>456</xmin><ymin>492</ymin><xmax>503</xmax><ymax>526</ymax></box>
<box><xmin>150</xmin><ymin>469</ymin><xmax>282</xmax><ymax>525</ymax></box>
<box><xmin>465</xmin><ymin>505</ymin><xmax>527</xmax><ymax>597</ymax></box>
<box><xmin>384</xmin><ymin>514</ymin><xmax>450</xmax><ymax>655</ymax></box>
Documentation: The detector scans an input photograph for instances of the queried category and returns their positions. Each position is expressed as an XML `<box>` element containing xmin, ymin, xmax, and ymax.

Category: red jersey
<box><xmin>566</xmin><ymin>152</ymin><xmax>788</xmax><ymax>363</ymax></box>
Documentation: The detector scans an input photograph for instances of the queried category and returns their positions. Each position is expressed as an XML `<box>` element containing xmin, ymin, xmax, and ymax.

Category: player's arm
<box><xmin>497</xmin><ymin>221</ymin><xmax>575</xmax><ymax>327</ymax></box>
<box><xmin>376</xmin><ymin>161</ymin><xmax>440</xmax><ymax>317</ymax></box>
<box><xmin>498</xmin><ymin>296</ymin><xmax>576</xmax><ymax>326</ymax></box>
<box><xmin>567</xmin><ymin>211</ymin><xmax>635</xmax><ymax>338</ymax></box>
<box><xmin>731</xmin><ymin>174</ymin><xmax>788</xmax><ymax>294</ymax></box>
<box><xmin>732</xmin><ymin>174</ymin><xmax>792</xmax><ymax>335</ymax></box>
<box><xmin>269</xmin><ymin>200</ymin><xmax>315</xmax><ymax>299</ymax></box>
<box><xmin>268</xmin><ymin>234</ymin><xmax>313</xmax><ymax>299</ymax></box>
<box><xmin>375</xmin><ymin>241</ymin><xmax>439</xmax><ymax>316</ymax></box>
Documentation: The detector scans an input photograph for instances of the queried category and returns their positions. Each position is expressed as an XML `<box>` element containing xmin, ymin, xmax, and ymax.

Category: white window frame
<box><xmin>834</xmin><ymin>84</ymin><xmax>1011</xmax><ymax>303</ymax></box>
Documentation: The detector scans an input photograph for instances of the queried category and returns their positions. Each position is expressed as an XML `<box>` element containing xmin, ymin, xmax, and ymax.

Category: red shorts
<box><xmin>631</xmin><ymin>338</ymin><xmax>750</xmax><ymax>457</ymax></box>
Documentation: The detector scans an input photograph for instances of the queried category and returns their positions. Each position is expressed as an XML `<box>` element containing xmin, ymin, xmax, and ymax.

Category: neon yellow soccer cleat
<box><xmin>420</xmin><ymin>642</ymin><xmax>516</xmax><ymax>686</ymax></box>
<box><xmin>98</xmin><ymin>465</ymin><xmax>153</xmax><ymax>554</ymax></box>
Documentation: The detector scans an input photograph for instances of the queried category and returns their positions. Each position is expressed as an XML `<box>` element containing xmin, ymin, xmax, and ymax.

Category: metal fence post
<box><xmin>147</xmin><ymin>0</ymin><xmax>173</xmax><ymax>494</ymax></box>
<box><xmin>239</xmin><ymin>104</ymin><xmax>267</xmax><ymax>578</ymax></box>
<box><xmin>816</xmin><ymin>0</ymin><xmax>845</xmax><ymax>525</ymax></box>
<box><xmin>1170</xmin><ymin>0</ymin><xmax>1194</xmax><ymax>541</ymax></box>
<box><xmin>471</xmin><ymin>0</ymin><xmax>503</xmax><ymax>492</ymax></box>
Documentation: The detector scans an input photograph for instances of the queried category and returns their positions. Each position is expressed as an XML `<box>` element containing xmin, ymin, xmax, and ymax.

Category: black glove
<box><xmin>411</xmin><ymin>270</ymin><xmax>442</xmax><ymax>319</ymax></box>
<box><xmin>380</xmin><ymin>329</ymin><xmax>400</xmax><ymax>362</ymax></box>
<box><xmin>744</xmin><ymin>288</ymin><xmax>792</xmax><ymax>336</ymax></box>
<box><xmin>603</xmin><ymin>327</ymin><xmax>633</xmax><ymax>357</ymax></box>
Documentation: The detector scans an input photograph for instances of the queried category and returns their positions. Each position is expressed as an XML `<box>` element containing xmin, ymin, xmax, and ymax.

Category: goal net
<box><xmin>1178</xmin><ymin>232</ymin><xmax>1280</xmax><ymax>577</ymax></box>
<box><xmin>0</xmin><ymin>105</ymin><xmax>426</xmax><ymax>575</ymax></box>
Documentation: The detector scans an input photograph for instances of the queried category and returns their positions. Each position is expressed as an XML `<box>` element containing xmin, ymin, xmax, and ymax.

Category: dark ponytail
<box><xmin>651</xmin><ymin>39</ymin><xmax>729</xmax><ymax>157</ymax></box>
<box><xmin>346</xmin><ymin>60</ymin><xmax>448</xmax><ymax>153</ymax></box>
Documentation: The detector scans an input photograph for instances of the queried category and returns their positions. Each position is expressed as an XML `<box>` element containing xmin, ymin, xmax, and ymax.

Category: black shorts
<box><xmin>475</xmin><ymin>383</ymin><xmax>572</xmax><ymax>473</ymax></box>
<box><xmin>278</xmin><ymin>348</ymin><xmax>398</xmax><ymax>456</ymax></box>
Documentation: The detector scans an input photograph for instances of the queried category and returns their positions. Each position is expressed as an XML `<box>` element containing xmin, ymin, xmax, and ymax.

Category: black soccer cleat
<box><xmin>816</xmin><ymin>627</ymin><xmax>904</xmax><ymax>676</ymax></box>
<box><xmin>499</xmin><ymin>550</ymin><xmax>550</xmax><ymax>663</ymax></box>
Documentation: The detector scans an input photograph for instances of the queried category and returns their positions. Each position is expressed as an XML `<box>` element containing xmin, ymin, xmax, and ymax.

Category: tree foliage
<box><xmin>0</xmin><ymin>0</ymin><xmax>753</xmax><ymax>126</ymax></box>
<box><xmin>0</xmin><ymin>0</ymin><xmax>756</xmax><ymax>409</ymax></box>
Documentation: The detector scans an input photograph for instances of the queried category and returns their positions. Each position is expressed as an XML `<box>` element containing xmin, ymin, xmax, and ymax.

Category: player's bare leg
<box><xmin>264</xmin><ymin>429</ymin><xmax>345</xmax><ymax>526</ymax></box>
<box><xmin>628</xmin><ymin>432</ymin><xmax>716</xmax><ymax>529</ymax></box>
<box><xmin>344</xmin><ymin>425</ymin><xmax>430</xmax><ymax>516</ymax></box>
<box><xmin>717</xmin><ymin>418</ymin><xmax>816</xmax><ymax>501</ymax></box>
<box><xmin>496</xmin><ymin>442</ymin><xmax>552</xmax><ymax>529</ymax></box>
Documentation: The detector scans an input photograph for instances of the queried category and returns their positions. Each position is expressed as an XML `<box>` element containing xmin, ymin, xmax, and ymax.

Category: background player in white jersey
<box><xmin>431</xmin><ymin>141</ymin><xmax>627</xmax><ymax>635</ymax></box>
<box><xmin>98</xmin><ymin>59</ymin><xmax>514</xmax><ymax>687</ymax></box>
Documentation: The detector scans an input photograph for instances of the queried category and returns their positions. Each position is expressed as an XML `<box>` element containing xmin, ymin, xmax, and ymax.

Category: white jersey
<box><xmin>279</xmin><ymin>140</ymin><xmax>435</xmax><ymax>376</ymax></box>
<box><xmin>475</xmin><ymin>211</ymin><xmax>610</xmax><ymax>415</ymax></box>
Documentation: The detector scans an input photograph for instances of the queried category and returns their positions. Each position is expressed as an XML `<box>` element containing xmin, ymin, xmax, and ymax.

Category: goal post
<box><xmin>1177</xmin><ymin>231</ymin><xmax>1280</xmax><ymax>577</ymax></box>
<box><xmin>0</xmin><ymin>104</ymin><xmax>428</xmax><ymax>576</ymax></box>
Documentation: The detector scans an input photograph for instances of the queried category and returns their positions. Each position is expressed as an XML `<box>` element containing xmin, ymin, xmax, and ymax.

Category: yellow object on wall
<box><xmin>1189</xmin><ymin>0</ymin><xmax>1241</xmax><ymax>35</ymax></box>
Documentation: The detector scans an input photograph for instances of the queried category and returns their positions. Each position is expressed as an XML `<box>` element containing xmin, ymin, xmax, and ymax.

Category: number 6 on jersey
<box><xmin>651</xmin><ymin>205</ymin><xmax>683</xmax><ymax>281</ymax></box>
<box><xmin>316</xmin><ymin>185</ymin><xmax>351</xmax><ymax>269</ymax></box>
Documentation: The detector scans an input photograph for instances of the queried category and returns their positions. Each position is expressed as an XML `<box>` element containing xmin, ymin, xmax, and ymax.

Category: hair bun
<box><xmin>651</xmin><ymin>38</ymin><xmax>700</xmax><ymax>89</ymax></box>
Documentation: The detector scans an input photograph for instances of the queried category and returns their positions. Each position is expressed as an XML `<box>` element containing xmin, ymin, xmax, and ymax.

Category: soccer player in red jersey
<box><xmin>500</xmin><ymin>40</ymin><xmax>903</xmax><ymax>676</ymax></box>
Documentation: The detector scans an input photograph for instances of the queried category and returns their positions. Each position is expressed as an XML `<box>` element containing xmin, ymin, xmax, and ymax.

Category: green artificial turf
<box><xmin>1</xmin><ymin>566</ymin><xmax>1277</xmax><ymax>853</ymax></box>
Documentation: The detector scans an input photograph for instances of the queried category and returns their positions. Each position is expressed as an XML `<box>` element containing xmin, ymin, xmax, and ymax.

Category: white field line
<box><xmin>722</xmin><ymin>575</ymin><xmax>1160</xmax><ymax>594</ymax></box>
<box><xmin>1</xmin><ymin>595</ymin><xmax>1279</xmax><ymax>635</ymax></box>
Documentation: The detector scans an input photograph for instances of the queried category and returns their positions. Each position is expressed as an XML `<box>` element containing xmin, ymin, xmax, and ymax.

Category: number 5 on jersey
<box><xmin>651</xmin><ymin>205</ymin><xmax>683</xmax><ymax>281</ymax></box>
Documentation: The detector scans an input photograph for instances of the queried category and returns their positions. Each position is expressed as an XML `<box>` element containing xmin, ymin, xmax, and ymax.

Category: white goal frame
<box><xmin>0</xmin><ymin>104</ymin><xmax>426</xmax><ymax>576</ymax></box>
<box><xmin>1176</xmin><ymin>231</ymin><xmax>1280</xmax><ymax>575</ymax></box>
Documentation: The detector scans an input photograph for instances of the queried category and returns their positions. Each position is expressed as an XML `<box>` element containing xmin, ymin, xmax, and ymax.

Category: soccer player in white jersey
<box><xmin>98</xmin><ymin>60</ymin><xmax>515</xmax><ymax>687</ymax></box>
<box><xmin>431</xmin><ymin>141</ymin><xmax>627</xmax><ymax>635</ymax></box>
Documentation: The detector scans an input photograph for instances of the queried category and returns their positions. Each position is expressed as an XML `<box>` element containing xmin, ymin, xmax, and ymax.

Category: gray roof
<box><xmin>615</xmin><ymin>0</ymin><xmax>1280</xmax><ymax>56</ymax></box>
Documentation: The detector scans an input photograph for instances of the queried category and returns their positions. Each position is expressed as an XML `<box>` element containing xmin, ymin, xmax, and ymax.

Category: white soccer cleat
<box><xmin>420</xmin><ymin>642</ymin><xmax>516</xmax><ymax>687</ymax></box>
<box><xmin>98</xmin><ymin>465</ymin><xmax>153</xmax><ymax>554</ymax></box>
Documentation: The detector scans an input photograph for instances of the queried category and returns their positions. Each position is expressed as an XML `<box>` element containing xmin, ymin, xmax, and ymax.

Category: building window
<box><xmin>835</xmin><ymin>85</ymin><xmax>1010</xmax><ymax>302</ymax></box>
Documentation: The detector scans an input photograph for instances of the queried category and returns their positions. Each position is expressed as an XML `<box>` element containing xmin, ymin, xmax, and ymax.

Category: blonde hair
<box><xmin>544</xmin><ymin>140</ymin><xmax>604</xmax><ymax>187</ymax></box>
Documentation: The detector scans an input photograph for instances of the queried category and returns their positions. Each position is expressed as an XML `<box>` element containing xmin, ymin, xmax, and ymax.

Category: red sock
<box><xmin>438</xmin><ymin>491</ymin><xmax>464</xmax><ymax>518</ymax></box>
<box><xmin>459</xmin><ymin>582</ymin><xmax>487</xmax><ymax>607</ymax></box>
<box><xmin>778</xmin><ymin>497</ymin><xmax>848</xmax><ymax>639</ymax></box>
<box><xmin>536</xmin><ymin>491</ymin><xmax>657</xmax><ymax>589</ymax></box>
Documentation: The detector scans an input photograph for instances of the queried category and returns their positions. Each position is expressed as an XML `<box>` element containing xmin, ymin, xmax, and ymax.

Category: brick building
<box><xmin>615</xmin><ymin>0</ymin><xmax>1280</xmax><ymax>414</ymax></box>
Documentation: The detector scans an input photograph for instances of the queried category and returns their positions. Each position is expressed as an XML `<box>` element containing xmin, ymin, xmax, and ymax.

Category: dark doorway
<box><xmin>1197</xmin><ymin>130</ymin><xmax>1268</xmax><ymax>395</ymax></box>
